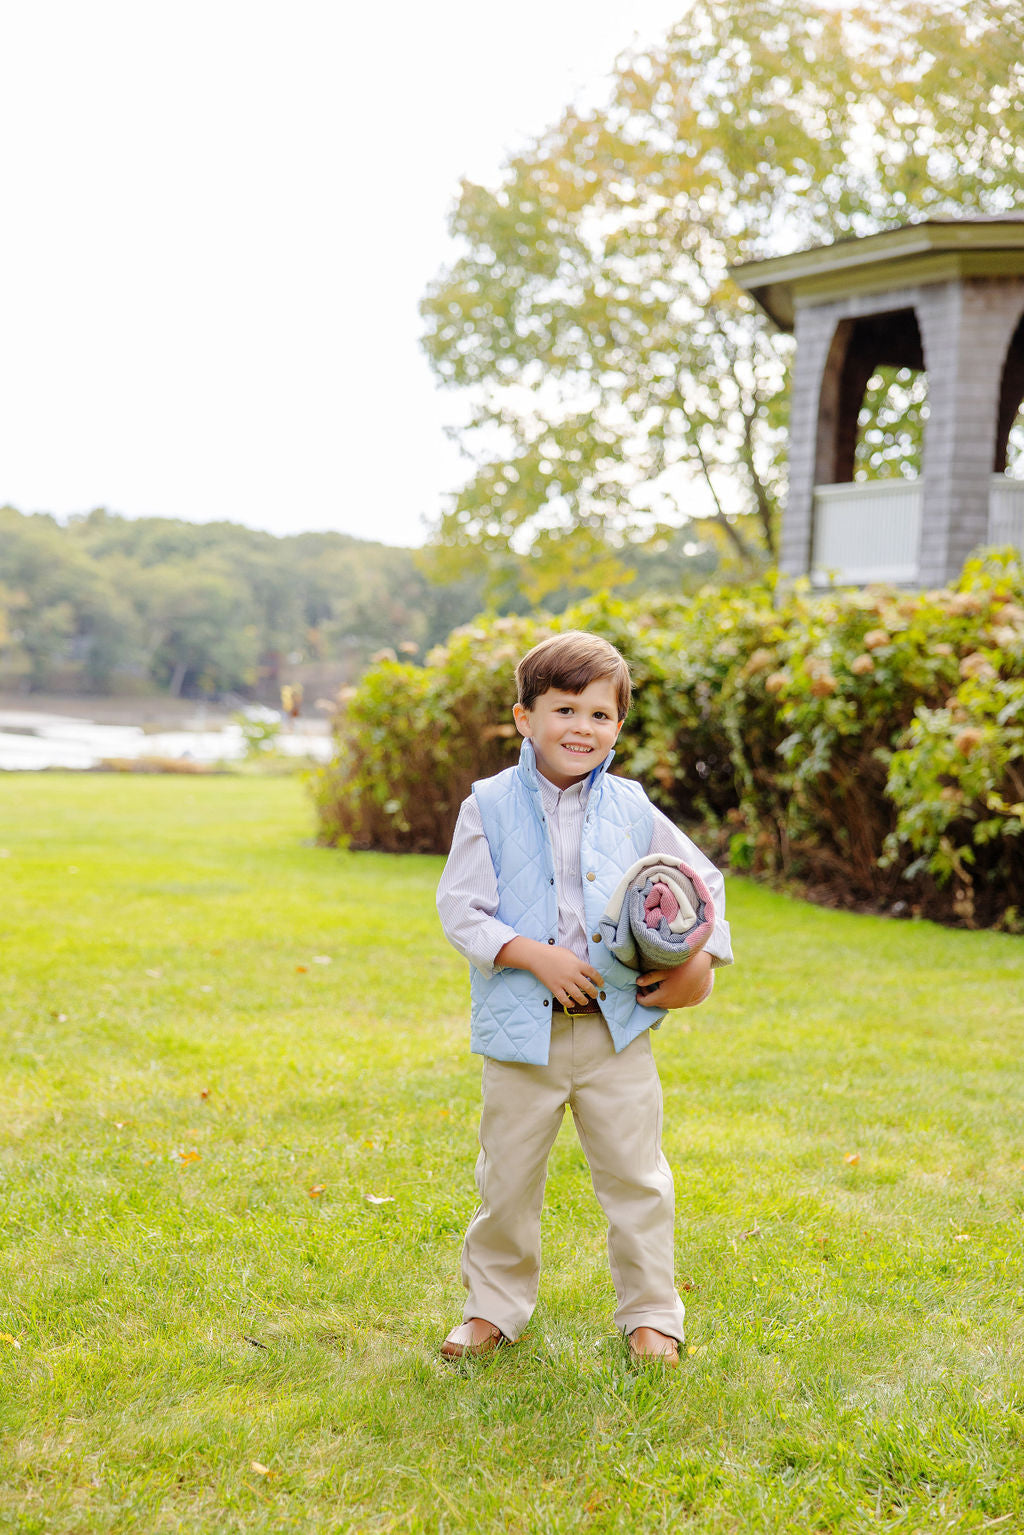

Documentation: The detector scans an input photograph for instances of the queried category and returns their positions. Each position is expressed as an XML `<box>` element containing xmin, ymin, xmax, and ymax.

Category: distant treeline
<box><xmin>0</xmin><ymin>507</ymin><xmax>716</xmax><ymax>699</ymax></box>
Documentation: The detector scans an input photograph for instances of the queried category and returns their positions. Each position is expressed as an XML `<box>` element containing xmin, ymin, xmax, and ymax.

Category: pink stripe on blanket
<box><xmin>644</xmin><ymin>882</ymin><xmax>679</xmax><ymax>927</ymax></box>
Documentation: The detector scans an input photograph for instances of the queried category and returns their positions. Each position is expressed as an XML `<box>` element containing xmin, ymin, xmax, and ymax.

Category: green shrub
<box><xmin>884</xmin><ymin>561</ymin><xmax>1024</xmax><ymax>927</ymax></box>
<box><xmin>308</xmin><ymin>616</ymin><xmax>552</xmax><ymax>853</ymax></box>
<box><xmin>311</xmin><ymin>551</ymin><xmax>1024</xmax><ymax>927</ymax></box>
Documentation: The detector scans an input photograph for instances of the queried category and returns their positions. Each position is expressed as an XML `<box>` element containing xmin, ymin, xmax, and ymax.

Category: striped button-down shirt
<box><xmin>437</xmin><ymin>773</ymin><xmax>733</xmax><ymax>978</ymax></box>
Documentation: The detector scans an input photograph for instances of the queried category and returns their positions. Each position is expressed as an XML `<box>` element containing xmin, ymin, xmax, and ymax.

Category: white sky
<box><xmin>0</xmin><ymin>0</ymin><xmax>688</xmax><ymax>548</ymax></box>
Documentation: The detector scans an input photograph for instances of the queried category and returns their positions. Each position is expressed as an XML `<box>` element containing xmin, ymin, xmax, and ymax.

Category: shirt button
<box><xmin>599</xmin><ymin>990</ymin><xmax>606</xmax><ymax>1000</ymax></box>
<box><xmin>543</xmin><ymin>999</ymin><xmax>550</xmax><ymax>1007</ymax></box>
<box><xmin>592</xmin><ymin>933</ymin><xmax>602</xmax><ymax>943</ymax></box>
<box><xmin>586</xmin><ymin>871</ymin><xmax>596</xmax><ymax>882</ymax></box>
<box><xmin>547</xmin><ymin>938</ymin><xmax>555</xmax><ymax>945</ymax></box>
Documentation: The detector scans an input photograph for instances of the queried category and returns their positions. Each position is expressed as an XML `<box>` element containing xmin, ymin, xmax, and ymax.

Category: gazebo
<box><xmin>730</xmin><ymin>217</ymin><xmax>1024</xmax><ymax>586</ymax></box>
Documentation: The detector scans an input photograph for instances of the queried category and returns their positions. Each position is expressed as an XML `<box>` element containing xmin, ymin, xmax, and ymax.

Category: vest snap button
<box><xmin>547</xmin><ymin>938</ymin><xmax>555</xmax><ymax>945</ymax></box>
<box><xmin>592</xmin><ymin>933</ymin><xmax>601</xmax><ymax>943</ymax></box>
<box><xmin>586</xmin><ymin>871</ymin><xmax>596</xmax><ymax>881</ymax></box>
<box><xmin>543</xmin><ymin>998</ymin><xmax>550</xmax><ymax>1006</ymax></box>
<box><xmin>599</xmin><ymin>991</ymin><xmax>606</xmax><ymax>1000</ymax></box>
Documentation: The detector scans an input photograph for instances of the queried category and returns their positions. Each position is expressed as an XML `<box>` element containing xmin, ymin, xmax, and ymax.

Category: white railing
<box><xmin>811</xmin><ymin>474</ymin><xmax>1024</xmax><ymax>586</ymax></box>
<box><xmin>811</xmin><ymin>478</ymin><xmax>923</xmax><ymax>586</ymax></box>
<box><xmin>988</xmin><ymin>473</ymin><xmax>1024</xmax><ymax>550</ymax></box>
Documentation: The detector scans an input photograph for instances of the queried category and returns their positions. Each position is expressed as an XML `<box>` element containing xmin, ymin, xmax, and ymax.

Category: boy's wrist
<box><xmin>494</xmin><ymin>935</ymin><xmax>544</xmax><ymax>975</ymax></box>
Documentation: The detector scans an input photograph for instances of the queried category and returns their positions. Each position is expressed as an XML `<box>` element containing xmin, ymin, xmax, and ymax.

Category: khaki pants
<box><xmin>460</xmin><ymin>1013</ymin><xmax>686</xmax><ymax>1342</ymax></box>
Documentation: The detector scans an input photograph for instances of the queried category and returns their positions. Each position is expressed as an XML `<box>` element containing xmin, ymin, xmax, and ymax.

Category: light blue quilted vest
<box><xmin>469</xmin><ymin>739</ymin><xmax>663</xmax><ymax>1065</ymax></box>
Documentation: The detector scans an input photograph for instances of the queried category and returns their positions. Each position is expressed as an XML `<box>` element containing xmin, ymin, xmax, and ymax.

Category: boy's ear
<box><xmin>512</xmin><ymin>702</ymin><xmax>532</xmax><ymax>739</ymax></box>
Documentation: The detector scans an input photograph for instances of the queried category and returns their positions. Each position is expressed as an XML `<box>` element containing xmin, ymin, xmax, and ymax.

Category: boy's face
<box><xmin>513</xmin><ymin>679</ymin><xmax>623</xmax><ymax>790</ymax></box>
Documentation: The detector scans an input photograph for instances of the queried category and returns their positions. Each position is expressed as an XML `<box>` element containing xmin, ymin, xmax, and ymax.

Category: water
<box><xmin>0</xmin><ymin>707</ymin><xmax>334</xmax><ymax>771</ymax></box>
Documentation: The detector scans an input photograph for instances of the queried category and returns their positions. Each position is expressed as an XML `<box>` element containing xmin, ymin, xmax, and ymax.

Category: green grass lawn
<box><xmin>1</xmin><ymin>774</ymin><xmax>1023</xmax><ymax>1533</ymax></box>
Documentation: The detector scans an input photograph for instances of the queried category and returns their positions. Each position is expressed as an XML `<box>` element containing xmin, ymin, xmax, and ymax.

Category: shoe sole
<box><xmin>440</xmin><ymin>1341</ymin><xmax>502</xmax><ymax>1360</ymax></box>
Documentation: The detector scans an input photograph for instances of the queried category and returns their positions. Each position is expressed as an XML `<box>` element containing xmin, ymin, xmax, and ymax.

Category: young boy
<box><xmin>435</xmin><ymin>631</ymin><xmax>733</xmax><ymax>1365</ymax></box>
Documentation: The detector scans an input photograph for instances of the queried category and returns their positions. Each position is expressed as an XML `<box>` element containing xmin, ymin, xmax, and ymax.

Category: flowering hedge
<box><xmin>310</xmin><ymin>550</ymin><xmax>1024</xmax><ymax>929</ymax></box>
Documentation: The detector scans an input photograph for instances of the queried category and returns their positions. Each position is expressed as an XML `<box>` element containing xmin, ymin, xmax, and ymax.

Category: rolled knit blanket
<box><xmin>598</xmin><ymin>853</ymin><xmax>716</xmax><ymax>973</ymax></box>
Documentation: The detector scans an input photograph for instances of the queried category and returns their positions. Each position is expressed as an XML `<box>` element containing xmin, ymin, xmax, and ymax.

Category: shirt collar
<box><xmin>517</xmin><ymin>737</ymin><xmax>614</xmax><ymax>799</ymax></box>
<box><xmin>538</xmin><ymin>773</ymin><xmax>585</xmax><ymax>813</ymax></box>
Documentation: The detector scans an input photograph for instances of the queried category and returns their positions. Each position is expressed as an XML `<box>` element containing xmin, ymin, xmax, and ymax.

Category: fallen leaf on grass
<box><xmin>308</xmin><ymin>1184</ymin><xmax>326</xmax><ymax>1198</ymax></box>
<box><xmin>365</xmin><ymin>1194</ymin><xmax>395</xmax><ymax>1206</ymax></box>
<box><xmin>200</xmin><ymin>1088</ymin><xmax>211</xmax><ymax>1100</ymax></box>
<box><xmin>844</xmin><ymin>1152</ymin><xmax>861</xmax><ymax>1165</ymax></box>
<box><xmin>145</xmin><ymin>968</ymin><xmax>162</xmax><ymax>979</ymax></box>
<box><xmin>0</xmin><ymin>1333</ymin><xmax>21</xmax><ymax>1349</ymax></box>
<box><xmin>815</xmin><ymin>1235</ymin><xmax>829</xmax><ymax>1249</ymax></box>
<box><xmin>295</xmin><ymin>965</ymin><xmax>308</xmax><ymax>973</ymax></box>
<box><xmin>178</xmin><ymin>1150</ymin><xmax>202</xmax><ymax>1165</ymax></box>
<box><xmin>312</xmin><ymin>955</ymin><xmax>332</xmax><ymax>965</ymax></box>
<box><xmin>251</xmin><ymin>1461</ymin><xmax>270</xmax><ymax>1476</ymax></box>
<box><xmin>953</xmin><ymin>1233</ymin><xmax>972</xmax><ymax>1242</ymax></box>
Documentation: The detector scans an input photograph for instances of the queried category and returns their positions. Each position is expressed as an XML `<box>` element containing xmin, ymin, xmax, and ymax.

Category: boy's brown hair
<box><xmin>515</xmin><ymin>631</ymin><xmax>632</xmax><ymax>721</ymax></box>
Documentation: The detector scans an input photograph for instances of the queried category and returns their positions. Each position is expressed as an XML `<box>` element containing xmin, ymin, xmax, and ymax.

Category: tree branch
<box><xmin>733</xmin><ymin>370</ymin><xmax>779</xmax><ymax>560</ymax></box>
<box><xmin>672</xmin><ymin>371</ymin><xmax>758</xmax><ymax>566</ymax></box>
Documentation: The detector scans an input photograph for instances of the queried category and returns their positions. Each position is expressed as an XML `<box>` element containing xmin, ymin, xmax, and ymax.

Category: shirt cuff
<box><xmin>703</xmin><ymin>918</ymin><xmax>733</xmax><ymax>968</ymax></box>
<box><xmin>468</xmin><ymin>921</ymin><xmax>522</xmax><ymax>980</ymax></box>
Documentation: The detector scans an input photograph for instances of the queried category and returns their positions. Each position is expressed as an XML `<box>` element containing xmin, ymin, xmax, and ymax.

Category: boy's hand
<box><xmin>636</xmin><ymin>951</ymin><xmax>714</xmax><ymax>1009</ymax></box>
<box><xmin>495</xmin><ymin>937</ymin><xmax>603</xmax><ymax>1007</ymax></box>
<box><xmin>534</xmin><ymin>946</ymin><xmax>604</xmax><ymax>1008</ymax></box>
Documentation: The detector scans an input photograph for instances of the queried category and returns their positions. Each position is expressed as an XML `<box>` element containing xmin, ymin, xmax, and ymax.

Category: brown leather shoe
<box><xmin>628</xmin><ymin>1326</ymin><xmax>680</xmax><ymax>1366</ymax></box>
<box><xmin>440</xmin><ymin>1317</ymin><xmax>506</xmax><ymax>1360</ymax></box>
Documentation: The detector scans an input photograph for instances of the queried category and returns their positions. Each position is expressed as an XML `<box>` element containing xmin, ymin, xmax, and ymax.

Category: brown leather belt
<box><xmin>552</xmin><ymin>998</ymin><xmax>602</xmax><ymax>1015</ymax></box>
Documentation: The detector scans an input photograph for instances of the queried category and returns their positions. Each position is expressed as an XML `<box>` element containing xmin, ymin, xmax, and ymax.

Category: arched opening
<box><xmin>811</xmin><ymin>309</ymin><xmax>927</xmax><ymax>586</ymax></box>
<box><xmin>814</xmin><ymin>308</ymin><xmax>925</xmax><ymax>486</ymax></box>
<box><xmin>995</xmin><ymin>310</ymin><xmax>1024</xmax><ymax>477</ymax></box>
<box><xmin>989</xmin><ymin>308</ymin><xmax>1024</xmax><ymax>549</ymax></box>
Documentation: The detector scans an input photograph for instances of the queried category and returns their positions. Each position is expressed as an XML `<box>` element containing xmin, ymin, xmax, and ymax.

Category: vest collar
<box><xmin>516</xmin><ymin>737</ymin><xmax>616</xmax><ymax>796</ymax></box>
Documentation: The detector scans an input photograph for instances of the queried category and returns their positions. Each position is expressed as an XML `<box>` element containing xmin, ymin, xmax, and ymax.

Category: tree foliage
<box><xmin>854</xmin><ymin>367</ymin><xmax>930</xmax><ymax>483</ymax></box>
<box><xmin>421</xmin><ymin>0</ymin><xmax>1024</xmax><ymax>593</ymax></box>
<box><xmin>0</xmin><ymin>508</ymin><xmax>491</xmax><ymax>696</ymax></box>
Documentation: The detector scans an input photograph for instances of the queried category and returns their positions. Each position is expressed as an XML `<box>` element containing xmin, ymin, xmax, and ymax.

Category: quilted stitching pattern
<box><xmin>470</xmin><ymin>743</ymin><xmax>661</xmax><ymax>1065</ymax></box>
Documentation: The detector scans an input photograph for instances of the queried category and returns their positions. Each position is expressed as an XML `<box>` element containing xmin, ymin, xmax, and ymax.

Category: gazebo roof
<box><xmin>729</xmin><ymin>216</ymin><xmax>1024</xmax><ymax>332</ymax></box>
